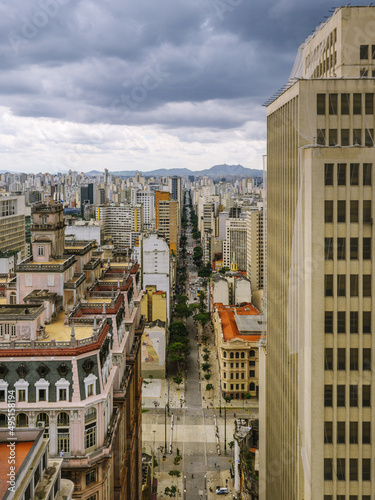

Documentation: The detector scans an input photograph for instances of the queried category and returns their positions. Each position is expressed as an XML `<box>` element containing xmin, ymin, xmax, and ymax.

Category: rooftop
<box><xmin>0</xmin><ymin>441</ymin><xmax>33</xmax><ymax>499</ymax></box>
<box><xmin>45</xmin><ymin>311</ymin><xmax>94</xmax><ymax>341</ymax></box>
<box><xmin>215</xmin><ymin>303</ymin><xmax>262</xmax><ymax>342</ymax></box>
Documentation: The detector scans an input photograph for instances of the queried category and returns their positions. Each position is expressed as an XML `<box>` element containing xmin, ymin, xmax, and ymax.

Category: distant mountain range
<box><xmin>86</xmin><ymin>164</ymin><xmax>263</xmax><ymax>178</ymax></box>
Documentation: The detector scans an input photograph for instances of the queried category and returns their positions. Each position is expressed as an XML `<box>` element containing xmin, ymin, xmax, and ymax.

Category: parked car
<box><xmin>215</xmin><ymin>487</ymin><xmax>228</xmax><ymax>495</ymax></box>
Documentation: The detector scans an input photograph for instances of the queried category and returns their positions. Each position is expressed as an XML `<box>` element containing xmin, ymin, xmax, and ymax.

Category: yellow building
<box><xmin>141</xmin><ymin>285</ymin><xmax>167</xmax><ymax>324</ymax></box>
<box><xmin>213</xmin><ymin>302</ymin><xmax>262</xmax><ymax>400</ymax></box>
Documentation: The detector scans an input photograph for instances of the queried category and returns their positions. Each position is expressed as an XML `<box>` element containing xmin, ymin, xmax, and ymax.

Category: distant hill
<box><xmin>86</xmin><ymin>164</ymin><xmax>263</xmax><ymax>178</ymax></box>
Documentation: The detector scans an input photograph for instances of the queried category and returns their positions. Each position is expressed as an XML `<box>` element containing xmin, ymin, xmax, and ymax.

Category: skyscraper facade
<box><xmin>262</xmin><ymin>7</ymin><xmax>375</xmax><ymax>499</ymax></box>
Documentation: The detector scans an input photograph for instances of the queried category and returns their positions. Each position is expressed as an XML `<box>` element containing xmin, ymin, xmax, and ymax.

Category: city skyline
<box><xmin>0</xmin><ymin>0</ymin><xmax>352</xmax><ymax>173</ymax></box>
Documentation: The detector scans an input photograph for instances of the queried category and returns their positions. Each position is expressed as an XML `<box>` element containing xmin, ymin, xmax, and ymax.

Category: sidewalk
<box><xmin>142</xmin><ymin>376</ymin><xmax>186</xmax><ymax>410</ymax></box>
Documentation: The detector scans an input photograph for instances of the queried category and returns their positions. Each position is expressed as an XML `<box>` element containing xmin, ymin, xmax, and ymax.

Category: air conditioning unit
<box><xmin>36</xmin><ymin>421</ymin><xmax>45</xmax><ymax>428</ymax></box>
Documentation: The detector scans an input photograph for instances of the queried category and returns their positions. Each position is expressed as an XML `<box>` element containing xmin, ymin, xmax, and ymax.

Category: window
<box><xmin>341</xmin><ymin>93</ymin><xmax>350</xmax><ymax>114</ymax></box>
<box><xmin>249</xmin><ymin>361</ymin><xmax>255</xmax><ymax>366</ymax></box>
<box><xmin>57</xmin><ymin>412</ymin><xmax>70</xmax><ymax>426</ymax></box>
<box><xmin>350</xmin><ymin>200</ymin><xmax>358</xmax><ymax>222</ymax></box>
<box><xmin>337</xmin><ymin>238</ymin><xmax>346</xmax><ymax>259</ymax></box>
<box><xmin>361</xmin><ymin>68</ymin><xmax>368</xmax><ymax>77</ymax></box>
<box><xmin>86</xmin><ymin>469</ymin><xmax>96</xmax><ymax>486</ymax></box>
<box><xmin>325</xmin><ymin>312</ymin><xmax>333</xmax><ymax>333</ymax></box>
<box><xmin>337</xmin><ymin>163</ymin><xmax>346</xmax><ymax>185</ymax></box>
<box><xmin>35</xmin><ymin>379</ymin><xmax>49</xmax><ymax>403</ymax></box>
<box><xmin>363</xmin><ymin>163</ymin><xmax>372</xmax><ymax>185</ymax></box>
<box><xmin>350</xmin><ymin>163</ymin><xmax>359</xmax><ymax>185</ymax></box>
<box><xmin>350</xmin><ymin>238</ymin><xmax>358</xmax><ymax>259</ymax></box>
<box><xmin>362</xmin><ymin>422</ymin><xmax>371</xmax><ymax>443</ymax></box>
<box><xmin>317</xmin><ymin>129</ymin><xmax>325</xmax><ymax>145</ymax></box>
<box><xmin>223</xmin><ymin>352</ymin><xmax>227</xmax><ymax>358</ymax></box>
<box><xmin>329</xmin><ymin>129</ymin><xmax>337</xmax><ymax>146</ymax></box>
<box><xmin>249</xmin><ymin>350</ymin><xmax>255</xmax><ymax>357</ymax></box>
<box><xmin>0</xmin><ymin>414</ymin><xmax>7</xmax><ymax>428</ymax></box>
<box><xmin>363</xmin><ymin>238</ymin><xmax>371</xmax><ymax>259</ymax></box>
<box><xmin>337</xmin><ymin>385</ymin><xmax>345</xmax><ymax>407</ymax></box>
<box><xmin>341</xmin><ymin>129</ymin><xmax>349</xmax><ymax>146</ymax></box>
<box><xmin>337</xmin><ymin>201</ymin><xmax>346</xmax><ymax>223</ymax></box>
<box><xmin>59</xmin><ymin>389</ymin><xmax>67</xmax><ymax>401</ymax></box>
<box><xmin>350</xmin><ymin>422</ymin><xmax>358</xmax><ymax>444</ymax></box>
<box><xmin>324</xmin><ymin>458</ymin><xmax>333</xmax><ymax>480</ymax></box>
<box><xmin>365</xmin><ymin>93</ymin><xmax>374</xmax><ymax>114</ymax></box>
<box><xmin>37</xmin><ymin>245</ymin><xmax>44</xmax><ymax>256</ymax></box>
<box><xmin>363</xmin><ymin>311</ymin><xmax>371</xmax><ymax>333</ymax></box>
<box><xmin>337</xmin><ymin>312</ymin><xmax>346</xmax><ymax>333</ymax></box>
<box><xmin>84</xmin><ymin>373</ymin><xmax>97</xmax><ymax>399</ymax></box>
<box><xmin>329</xmin><ymin>94</ymin><xmax>337</xmax><ymax>114</ymax></box>
<box><xmin>350</xmin><ymin>385</ymin><xmax>358</xmax><ymax>407</ymax></box>
<box><xmin>38</xmin><ymin>389</ymin><xmax>46</xmax><ymax>402</ymax></box>
<box><xmin>325</xmin><ymin>201</ymin><xmax>333</xmax><ymax>223</ymax></box>
<box><xmin>16</xmin><ymin>413</ymin><xmax>28</xmax><ymax>427</ymax></box>
<box><xmin>324</xmin><ymin>385</ymin><xmax>333</xmax><ymax>407</ymax></box>
<box><xmin>353</xmin><ymin>93</ymin><xmax>362</xmax><ymax>114</ymax></box>
<box><xmin>362</xmin><ymin>385</ymin><xmax>371</xmax><ymax>406</ymax></box>
<box><xmin>325</xmin><ymin>238</ymin><xmax>333</xmax><ymax>260</ymax></box>
<box><xmin>359</xmin><ymin>45</ymin><xmax>368</xmax><ymax>59</ymax></box>
<box><xmin>317</xmin><ymin>94</ymin><xmax>326</xmax><ymax>115</ymax></box>
<box><xmin>18</xmin><ymin>390</ymin><xmax>26</xmax><ymax>402</ymax></box>
<box><xmin>230</xmin><ymin>352</ymin><xmax>234</xmax><ymax>359</ymax></box>
<box><xmin>324</xmin><ymin>348</ymin><xmax>333</xmax><ymax>370</ymax></box>
<box><xmin>337</xmin><ymin>421</ymin><xmax>345</xmax><ymax>443</ymax></box>
<box><xmin>349</xmin><ymin>458</ymin><xmax>358</xmax><ymax>481</ymax></box>
<box><xmin>363</xmin><ymin>348</ymin><xmax>371</xmax><ymax>370</ymax></box>
<box><xmin>324</xmin><ymin>422</ymin><xmax>333</xmax><ymax>443</ymax></box>
<box><xmin>353</xmin><ymin>129</ymin><xmax>362</xmax><ymax>145</ymax></box>
<box><xmin>240</xmin><ymin>352</ymin><xmax>244</xmax><ymax>359</ymax></box>
<box><xmin>363</xmin><ymin>200</ymin><xmax>372</xmax><ymax>223</ymax></box>
<box><xmin>249</xmin><ymin>382</ymin><xmax>255</xmax><ymax>391</ymax></box>
<box><xmin>235</xmin><ymin>352</ymin><xmax>239</xmax><ymax>359</ymax></box>
<box><xmin>350</xmin><ymin>311</ymin><xmax>358</xmax><ymax>333</ymax></box>
<box><xmin>362</xmin><ymin>459</ymin><xmax>371</xmax><ymax>481</ymax></box>
<box><xmin>337</xmin><ymin>349</ymin><xmax>346</xmax><ymax>370</ymax></box>
<box><xmin>230</xmin><ymin>373</ymin><xmax>233</xmax><ymax>379</ymax></box>
<box><xmin>350</xmin><ymin>348</ymin><xmax>358</xmax><ymax>370</ymax></box>
<box><xmin>325</xmin><ymin>164</ymin><xmax>334</xmax><ymax>185</ymax></box>
<box><xmin>363</xmin><ymin>275</ymin><xmax>371</xmax><ymax>297</ymax></box>
<box><xmin>337</xmin><ymin>458</ymin><xmax>345</xmax><ymax>480</ymax></box>
<box><xmin>325</xmin><ymin>275</ymin><xmax>333</xmax><ymax>296</ymax></box>
<box><xmin>350</xmin><ymin>275</ymin><xmax>358</xmax><ymax>296</ymax></box>
<box><xmin>337</xmin><ymin>275</ymin><xmax>346</xmax><ymax>296</ymax></box>
<box><xmin>365</xmin><ymin>129</ymin><xmax>374</xmax><ymax>146</ymax></box>
<box><xmin>249</xmin><ymin>370</ymin><xmax>255</xmax><ymax>377</ymax></box>
<box><xmin>85</xmin><ymin>407</ymin><xmax>97</xmax><ymax>451</ymax></box>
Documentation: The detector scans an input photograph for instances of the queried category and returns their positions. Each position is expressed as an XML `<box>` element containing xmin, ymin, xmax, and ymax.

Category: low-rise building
<box><xmin>213</xmin><ymin>303</ymin><xmax>262</xmax><ymax>400</ymax></box>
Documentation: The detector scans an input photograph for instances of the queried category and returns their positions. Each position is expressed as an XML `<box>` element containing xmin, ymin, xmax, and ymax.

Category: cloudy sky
<box><xmin>0</xmin><ymin>0</ymin><xmax>355</xmax><ymax>173</ymax></box>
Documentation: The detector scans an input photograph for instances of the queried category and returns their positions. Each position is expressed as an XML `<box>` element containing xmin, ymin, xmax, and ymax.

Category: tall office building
<box><xmin>156</xmin><ymin>200</ymin><xmax>179</xmax><ymax>254</ymax></box>
<box><xmin>246</xmin><ymin>209</ymin><xmax>264</xmax><ymax>292</ymax></box>
<box><xmin>223</xmin><ymin>213</ymin><xmax>247</xmax><ymax>271</ymax></box>
<box><xmin>80</xmin><ymin>183</ymin><xmax>94</xmax><ymax>217</ymax></box>
<box><xmin>98</xmin><ymin>204</ymin><xmax>143</xmax><ymax>249</ymax></box>
<box><xmin>261</xmin><ymin>7</ymin><xmax>375</xmax><ymax>499</ymax></box>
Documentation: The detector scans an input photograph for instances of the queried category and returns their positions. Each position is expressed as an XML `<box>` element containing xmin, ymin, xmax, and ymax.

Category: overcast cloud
<box><xmin>0</xmin><ymin>0</ymin><xmax>358</xmax><ymax>173</ymax></box>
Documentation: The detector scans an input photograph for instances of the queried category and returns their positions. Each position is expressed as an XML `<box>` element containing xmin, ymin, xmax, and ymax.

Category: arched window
<box><xmin>57</xmin><ymin>412</ymin><xmax>70</xmax><ymax>453</ymax></box>
<box><xmin>230</xmin><ymin>352</ymin><xmax>234</xmax><ymax>359</ymax></box>
<box><xmin>223</xmin><ymin>351</ymin><xmax>227</xmax><ymax>358</ymax></box>
<box><xmin>57</xmin><ymin>412</ymin><xmax>69</xmax><ymax>426</ymax></box>
<box><xmin>250</xmin><ymin>350</ymin><xmax>255</xmax><ymax>357</ymax></box>
<box><xmin>9</xmin><ymin>293</ymin><xmax>16</xmax><ymax>305</ymax></box>
<box><xmin>241</xmin><ymin>352</ymin><xmax>245</xmax><ymax>358</ymax></box>
<box><xmin>16</xmin><ymin>413</ymin><xmax>28</xmax><ymax>427</ymax></box>
<box><xmin>249</xmin><ymin>382</ymin><xmax>255</xmax><ymax>391</ymax></box>
<box><xmin>37</xmin><ymin>413</ymin><xmax>49</xmax><ymax>438</ymax></box>
<box><xmin>235</xmin><ymin>352</ymin><xmax>239</xmax><ymax>359</ymax></box>
<box><xmin>0</xmin><ymin>413</ymin><xmax>7</xmax><ymax>428</ymax></box>
<box><xmin>84</xmin><ymin>407</ymin><xmax>97</xmax><ymax>452</ymax></box>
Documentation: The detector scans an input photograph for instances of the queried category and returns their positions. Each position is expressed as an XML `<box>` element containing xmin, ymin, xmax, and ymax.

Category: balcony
<box><xmin>64</xmin><ymin>273</ymin><xmax>86</xmax><ymax>290</ymax></box>
<box><xmin>83</xmin><ymin>258</ymin><xmax>101</xmax><ymax>271</ymax></box>
<box><xmin>17</xmin><ymin>255</ymin><xmax>76</xmax><ymax>272</ymax></box>
<box><xmin>31</xmin><ymin>222</ymin><xmax>65</xmax><ymax>231</ymax></box>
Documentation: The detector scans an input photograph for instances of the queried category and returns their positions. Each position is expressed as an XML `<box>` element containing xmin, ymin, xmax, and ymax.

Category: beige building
<box><xmin>213</xmin><ymin>303</ymin><xmax>262</xmax><ymax>400</ymax></box>
<box><xmin>156</xmin><ymin>199</ymin><xmax>179</xmax><ymax>254</ymax></box>
<box><xmin>262</xmin><ymin>6</ymin><xmax>375</xmax><ymax>500</ymax></box>
<box><xmin>246</xmin><ymin>209</ymin><xmax>264</xmax><ymax>293</ymax></box>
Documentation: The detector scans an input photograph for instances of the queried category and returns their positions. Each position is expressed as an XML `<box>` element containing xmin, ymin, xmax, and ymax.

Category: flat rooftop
<box><xmin>45</xmin><ymin>311</ymin><xmax>94</xmax><ymax>341</ymax></box>
<box><xmin>0</xmin><ymin>441</ymin><xmax>33</xmax><ymax>499</ymax></box>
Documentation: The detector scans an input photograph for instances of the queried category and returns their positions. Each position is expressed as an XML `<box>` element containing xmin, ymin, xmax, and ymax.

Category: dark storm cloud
<box><xmin>0</xmin><ymin>0</ymin><xmax>364</xmax><ymax>130</ymax></box>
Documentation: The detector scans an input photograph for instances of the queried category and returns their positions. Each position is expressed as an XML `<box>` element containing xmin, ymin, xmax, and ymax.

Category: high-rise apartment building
<box><xmin>156</xmin><ymin>199</ymin><xmax>179</xmax><ymax>254</ymax></box>
<box><xmin>0</xmin><ymin>195</ymin><xmax>26</xmax><ymax>260</ymax></box>
<box><xmin>262</xmin><ymin>7</ymin><xmax>375</xmax><ymax>499</ymax></box>
<box><xmin>223</xmin><ymin>214</ymin><xmax>247</xmax><ymax>271</ymax></box>
<box><xmin>98</xmin><ymin>204</ymin><xmax>143</xmax><ymax>249</ymax></box>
